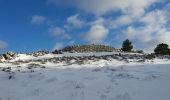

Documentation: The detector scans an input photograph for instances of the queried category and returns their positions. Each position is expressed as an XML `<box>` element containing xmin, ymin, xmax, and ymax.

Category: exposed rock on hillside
<box><xmin>3</xmin><ymin>51</ymin><xmax>16</xmax><ymax>60</ymax></box>
<box><xmin>33</xmin><ymin>50</ymin><xmax>49</xmax><ymax>57</ymax></box>
<box><xmin>52</xmin><ymin>50</ymin><xmax>63</xmax><ymax>54</ymax></box>
<box><xmin>0</xmin><ymin>55</ymin><xmax>4</xmax><ymax>63</ymax></box>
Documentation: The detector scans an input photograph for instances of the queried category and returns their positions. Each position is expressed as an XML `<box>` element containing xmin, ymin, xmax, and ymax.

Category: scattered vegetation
<box><xmin>62</xmin><ymin>44</ymin><xmax>118</xmax><ymax>52</ymax></box>
<box><xmin>1</xmin><ymin>39</ymin><xmax>170</xmax><ymax>61</ymax></box>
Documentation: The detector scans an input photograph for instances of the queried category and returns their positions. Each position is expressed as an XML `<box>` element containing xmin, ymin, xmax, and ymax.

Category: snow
<box><xmin>11</xmin><ymin>54</ymin><xmax>59</xmax><ymax>61</ymax></box>
<box><xmin>1</xmin><ymin>53</ymin><xmax>170</xmax><ymax>100</ymax></box>
<box><xmin>11</xmin><ymin>52</ymin><xmax>143</xmax><ymax>62</ymax></box>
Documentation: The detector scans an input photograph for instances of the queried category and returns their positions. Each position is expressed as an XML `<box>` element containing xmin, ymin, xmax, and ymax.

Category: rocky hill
<box><xmin>62</xmin><ymin>44</ymin><xmax>121</xmax><ymax>52</ymax></box>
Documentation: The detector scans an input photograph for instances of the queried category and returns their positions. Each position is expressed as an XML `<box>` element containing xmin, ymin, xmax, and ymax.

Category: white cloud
<box><xmin>90</xmin><ymin>18</ymin><xmax>105</xmax><ymax>26</ymax></box>
<box><xmin>141</xmin><ymin>10</ymin><xmax>167</xmax><ymax>27</ymax></box>
<box><xmin>110</xmin><ymin>15</ymin><xmax>133</xmax><ymax>29</ymax></box>
<box><xmin>53</xmin><ymin>42</ymin><xmax>64</xmax><ymax>50</ymax></box>
<box><xmin>48</xmin><ymin>0</ymin><xmax>160</xmax><ymax>30</ymax></box>
<box><xmin>49</xmin><ymin>27</ymin><xmax>71</xmax><ymax>39</ymax></box>
<box><xmin>124</xmin><ymin>9</ymin><xmax>170</xmax><ymax>52</ymax></box>
<box><xmin>48</xmin><ymin>0</ymin><xmax>158</xmax><ymax>16</ymax></box>
<box><xmin>65</xmin><ymin>14</ymin><xmax>84</xmax><ymax>29</ymax></box>
<box><xmin>0</xmin><ymin>40</ymin><xmax>8</xmax><ymax>49</ymax></box>
<box><xmin>84</xmin><ymin>24</ymin><xmax>109</xmax><ymax>43</ymax></box>
<box><xmin>31</xmin><ymin>15</ymin><xmax>46</xmax><ymax>24</ymax></box>
<box><xmin>47</xmin><ymin>0</ymin><xmax>170</xmax><ymax>53</ymax></box>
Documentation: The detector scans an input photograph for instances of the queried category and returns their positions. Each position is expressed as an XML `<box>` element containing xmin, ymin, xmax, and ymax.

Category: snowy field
<box><xmin>0</xmin><ymin>53</ymin><xmax>170</xmax><ymax>100</ymax></box>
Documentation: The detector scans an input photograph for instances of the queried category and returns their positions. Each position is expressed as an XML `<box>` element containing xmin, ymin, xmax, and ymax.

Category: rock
<box><xmin>145</xmin><ymin>54</ymin><xmax>155</xmax><ymax>59</ymax></box>
<box><xmin>8</xmin><ymin>75</ymin><xmax>14</xmax><ymax>79</ymax></box>
<box><xmin>52</xmin><ymin>50</ymin><xmax>63</xmax><ymax>54</ymax></box>
<box><xmin>2</xmin><ymin>51</ymin><xmax>16</xmax><ymax>60</ymax></box>
<box><xmin>2</xmin><ymin>67</ymin><xmax>11</xmax><ymax>72</ymax></box>
<box><xmin>7</xmin><ymin>51</ymin><xmax>15</xmax><ymax>56</ymax></box>
<box><xmin>33</xmin><ymin>50</ymin><xmax>49</xmax><ymax>57</ymax></box>
<box><xmin>0</xmin><ymin>55</ymin><xmax>4</xmax><ymax>63</ymax></box>
<box><xmin>27</xmin><ymin>63</ymin><xmax>46</xmax><ymax>69</ymax></box>
<box><xmin>3</xmin><ymin>54</ymin><xmax>13</xmax><ymax>60</ymax></box>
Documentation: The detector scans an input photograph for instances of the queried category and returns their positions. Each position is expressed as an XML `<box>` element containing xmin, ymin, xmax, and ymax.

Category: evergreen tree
<box><xmin>154</xmin><ymin>43</ymin><xmax>170</xmax><ymax>55</ymax></box>
<box><xmin>121</xmin><ymin>39</ymin><xmax>133</xmax><ymax>52</ymax></box>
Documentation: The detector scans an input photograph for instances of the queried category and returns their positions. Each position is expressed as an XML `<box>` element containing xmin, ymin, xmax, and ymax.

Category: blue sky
<box><xmin>0</xmin><ymin>0</ymin><xmax>170</xmax><ymax>53</ymax></box>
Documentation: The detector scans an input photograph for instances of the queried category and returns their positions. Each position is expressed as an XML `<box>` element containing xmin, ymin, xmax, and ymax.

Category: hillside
<box><xmin>0</xmin><ymin>52</ymin><xmax>170</xmax><ymax>100</ymax></box>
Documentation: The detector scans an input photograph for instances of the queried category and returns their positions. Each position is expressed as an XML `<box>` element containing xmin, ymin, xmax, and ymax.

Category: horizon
<box><xmin>0</xmin><ymin>0</ymin><xmax>170</xmax><ymax>53</ymax></box>
<box><xmin>0</xmin><ymin>43</ymin><xmax>129</xmax><ymax>54</ymax></box>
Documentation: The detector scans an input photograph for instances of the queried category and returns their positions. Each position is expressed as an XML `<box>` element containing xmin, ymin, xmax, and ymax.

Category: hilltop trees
<box><xmin>154</xmin><ymin>43</ymin><xmax>170</xmax><ymax>55</ymax></box>
<box><xmin>51</xmin><ymin>39</ymin><xmax>170</xmax><ymax>55</ymax></box>
<box><xmin>121</xmin><ymin>39</ymin><xmax>133</xmax><ymax>52</ymax></box>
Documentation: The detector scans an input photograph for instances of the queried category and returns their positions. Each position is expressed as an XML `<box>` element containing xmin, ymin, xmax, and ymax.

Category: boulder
<box><xmin>3</xmin><ymin>54</ymin><xmax>12</xmax><ymax>60</ymax></box>
<box><xmin>0</xmin><ymin>55</ymin><xmax>4</xmax><ymax>63</ymax></box>
<box><xmin>2</xmin><ymin>51</ymin><xmax>16</xmax><ymax>60</ymax></box>
<box><xmin>52</xmin><ymin>50</ymin><xmax>63</xmax><ymax>54</ymax></box>
<box><xmin>33</xmin><ymin>50</ymin><xmax>49</xmax><ymax>57</ymax></box>
<box><xmin>7</xmin><ymin>51</ymin><xmax>15</xmax><ymax>57</ymax></box>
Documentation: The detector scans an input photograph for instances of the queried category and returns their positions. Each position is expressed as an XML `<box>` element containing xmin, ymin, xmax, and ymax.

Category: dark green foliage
<box><xmin>121</xmin><ymin>39</ymin><xmax>133</xmax><ymax>52</ymax></box>
<box><xmin>154</xmin><ymin>43</ymin><xmax>170</xmax><ymax>55</ymax></box>
<box><xmin>145</xmin><ymin>54</ymin><xmax>156</xmax><ymax>59</ymax></box>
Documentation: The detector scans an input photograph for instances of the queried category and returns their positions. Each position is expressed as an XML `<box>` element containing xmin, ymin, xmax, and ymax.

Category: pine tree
<box><xmin>121</xmin><ymin>39</ymin><xmax>133</xmax><ymax>52</ymax></box>
<box><xmin>154</xmin><ymin>43</ymin><xmax>170</xmax><ymax>55</ymax></box>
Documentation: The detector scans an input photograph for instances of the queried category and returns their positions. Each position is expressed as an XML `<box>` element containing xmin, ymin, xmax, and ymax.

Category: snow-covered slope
<box><xmin>10</xmin><ymin>52</ymin><xmax>143</xmax><ymax>62</ymax></box>
<box><xmin>0</xmin><ymin>52</ymin><xmax>170</xmax><ymax>100</ymax></box>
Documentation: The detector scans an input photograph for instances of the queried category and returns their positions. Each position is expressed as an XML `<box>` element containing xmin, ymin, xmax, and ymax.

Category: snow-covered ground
<box><xmin>0</xmin><ymin>53</ymin><xmax>170</xmax><ymax>100</ymax></box>
<box><xmin>10</xmin><ymin>52</ymin><xmax>143</xmax><ymax>62</ymax></box>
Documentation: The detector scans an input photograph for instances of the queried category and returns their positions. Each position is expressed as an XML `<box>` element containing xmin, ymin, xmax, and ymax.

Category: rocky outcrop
<box><xmin>62</xmin><ymin>44</ymin><xmax>121</xmax><ymax>52</ymax></box>
<box><xmin>33</xmin><ymin>50</ymin><xmax>49</xmax><ymax>57</ymax></box>
<box><xmin>3</xmin><ymin>51</ymin><xmax>16</xmax><ymax>60</ymax></box>
<box><xmin>52</xmin><ymin>50</ymin><xmax>63</xmax><ymax>54</ymax></box>
<box><xmin>0</xmin><ymin>55</ymin><xmax>4</xmax><ymax>63</ymax></box>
